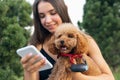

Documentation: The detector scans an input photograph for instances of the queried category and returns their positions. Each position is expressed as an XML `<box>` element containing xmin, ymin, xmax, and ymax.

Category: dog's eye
<box><xmin>57</xmin><ymin>35</ymin><xmax>62</xmax><ymax>38</ymax></box>
<box><xmin>68</xmin><ymin>34</ymin><xmax>74</xmax><ymax>38</ymax></box>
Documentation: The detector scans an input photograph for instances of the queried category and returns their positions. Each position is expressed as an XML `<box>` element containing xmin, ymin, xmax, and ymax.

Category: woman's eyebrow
<box><xmin>38</xmin><ymin>9</ymin><xmax>55</xmax><ymax>14</ymax></box>
<box><xmin>48</xmin><ymin>9</ymin><xmax>56</xmax><ymax>12</ymax></box>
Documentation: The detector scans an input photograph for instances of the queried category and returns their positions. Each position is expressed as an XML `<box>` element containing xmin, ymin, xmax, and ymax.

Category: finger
<box><xmin>27</xmin><ymin>59</ymin><xmax>45</xmax><ymax>72</ymax></box>
<box><xmin>22</xmin><ymin>54</ymin><xmax>41</xmax><ymax>70</ymax></box>
<box><xmin>30</xmin><ymin>60</ymin><xmax>45</xmax><ymax>73</ymax></box>
<box><xmin>21</xmin><ymin>53</ymin><xmax>32</xmax><ymax>64</ymax></box>
<box><xmin>28</xmin><ymin>59</ymin><xmax>45</xmax><ymax>72</ymax></box>
<box><xmin>27</xmin><ymin>54</ymin><xmax>42</xmax><ymax>66</ymax></box>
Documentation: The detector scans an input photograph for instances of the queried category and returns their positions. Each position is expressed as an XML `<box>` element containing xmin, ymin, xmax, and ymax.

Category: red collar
<box><xmin>58</xmin><ymin>53</ymin><xmax>82</xmax><ymax>64</ymax></box>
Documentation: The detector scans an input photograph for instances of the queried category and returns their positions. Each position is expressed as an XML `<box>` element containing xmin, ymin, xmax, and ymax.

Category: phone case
<box><xmin>16</xmin><ymin>45</ymin><xmax>53</xmax><ymax>71</ymax></box>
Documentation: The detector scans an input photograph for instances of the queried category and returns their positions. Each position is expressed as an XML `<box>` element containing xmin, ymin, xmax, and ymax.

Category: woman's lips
<box><xmin>47</xmin><ymin>24</ymin><xmax>56</xmax><ymax>29</ymax></box>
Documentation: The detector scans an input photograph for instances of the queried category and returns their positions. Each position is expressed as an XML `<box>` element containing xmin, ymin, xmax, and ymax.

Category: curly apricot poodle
<box><xmin>48</xmin><ymin>23</ymin><xmax>101</xmax><ymax>80</ymax></box>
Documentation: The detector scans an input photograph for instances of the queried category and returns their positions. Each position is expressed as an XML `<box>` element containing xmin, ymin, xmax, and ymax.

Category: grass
<box><xmin>112</xmin><ymin>67</ymin><xmax>120</xmax><ymax>80</ymax></box>
<box><xmin>113</xmin><ymin>71</ymin><xmax>120</xmax><ymax>80</ymax></box>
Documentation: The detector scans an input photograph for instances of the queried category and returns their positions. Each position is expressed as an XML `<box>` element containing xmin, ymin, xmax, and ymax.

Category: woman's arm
<box><xmin>72</xmin><ymin>37</ymin><xmax>115</xmax><ymax>80</ymax></box>
<box><xmin>24</xmin><ymin>70</ymin><xmax>39</xmax><ymax>80</ymax></box>
<box><xmin>72</xmin><ymin>72</ymin><xmax>114</xmax><ymax>80</ymax></box>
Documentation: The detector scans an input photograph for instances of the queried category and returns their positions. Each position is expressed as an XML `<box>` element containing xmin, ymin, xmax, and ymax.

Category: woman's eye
<box><xmin>39</xmin><ymin>13</ymin><xmax>45</xmax><ymax>18</ymax></box>
<box><xmin>50</xmin><ymin>10</ymin><xmax>57</xmax><ymax>15</ymax></box>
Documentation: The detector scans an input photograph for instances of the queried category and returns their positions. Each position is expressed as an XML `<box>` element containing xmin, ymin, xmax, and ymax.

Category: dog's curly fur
<box><xmin>47</xmin><ymin>23</ymin><xmax>101</xmax><ymax>80</ymax></box>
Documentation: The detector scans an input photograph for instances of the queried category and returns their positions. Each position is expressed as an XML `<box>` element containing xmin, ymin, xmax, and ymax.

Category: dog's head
<box><xmin>48</xmin><ymin>23</ymin><xmax>88</xmax><ymax>55</ymax></box>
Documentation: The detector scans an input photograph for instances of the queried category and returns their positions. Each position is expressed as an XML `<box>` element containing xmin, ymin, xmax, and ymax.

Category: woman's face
<box><xmin>38</xmin><ymin>1</ymin><xmax>62</xmax><ymax>33</ymax></box>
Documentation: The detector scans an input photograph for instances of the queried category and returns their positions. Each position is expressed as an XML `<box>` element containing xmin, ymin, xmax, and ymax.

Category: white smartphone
<box><xmin>16</xmin><ymin>45</ymin><xmax>53</xmax><ymax>71</ymax></box>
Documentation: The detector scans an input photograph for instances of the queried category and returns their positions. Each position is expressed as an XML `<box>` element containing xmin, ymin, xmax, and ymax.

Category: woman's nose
<box><xmin>45</xmin><ymin>15</ymin><xmax>52</xmax><ymax>24</ymax></box>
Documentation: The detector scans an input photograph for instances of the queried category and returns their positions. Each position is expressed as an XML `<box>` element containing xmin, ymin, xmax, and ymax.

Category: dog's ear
<box><xmin>75</xmin><ymin>32</ymin><xmax>88</xmax><ymax>54</ymax></box>
<box><xmin>48</xmin><ymin>36</ymin><xmax>59</xmax><ymax>55</ymax></box>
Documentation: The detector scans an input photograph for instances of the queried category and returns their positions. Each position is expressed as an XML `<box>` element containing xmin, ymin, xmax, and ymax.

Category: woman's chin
<box><xmin>49</xmin><ymin>29</ymin><xmax>56</xmax><ymax>33</ymax></box>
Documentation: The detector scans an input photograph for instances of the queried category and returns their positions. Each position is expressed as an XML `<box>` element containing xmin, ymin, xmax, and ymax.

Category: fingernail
<box><xmin>41</xmin><ymin>59</ymin><xmax>46</xmax><ymax>63</ymax></box>
<box><xmin>28</xmin><ymin>53</ymin><xmax>32</xmax><ymax>56</ymax></box>
<box><xmin>37</xmin><ymin>54</ymin><xmax>40</xmax><ymax>57</ymax></box>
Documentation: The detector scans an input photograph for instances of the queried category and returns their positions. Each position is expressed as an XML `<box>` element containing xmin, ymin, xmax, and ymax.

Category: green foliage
<box><xmin>0</xmin><ymin>0</ymin><xmax>32</xmax><ymax>79</ymax></box>
<box><xmin>79</xmin><ymin>0</ymin><xmax>120</xmax><ymax>70</ymax></box>
<box><xmin>114</xmin><ymin>71</ymin><xmax>120</xmax><ymax>80</ymax></box>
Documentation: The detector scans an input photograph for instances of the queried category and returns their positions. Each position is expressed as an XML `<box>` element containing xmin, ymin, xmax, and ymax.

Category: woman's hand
<box><xmin>21</xmin><ymin>53</ymin><xmax>46</xmax><ymax>73</ymax></box>
<box><xmin>20</xmin><ymin>53</ymin><xmax>46</xmax><ymax>80</ymax></box>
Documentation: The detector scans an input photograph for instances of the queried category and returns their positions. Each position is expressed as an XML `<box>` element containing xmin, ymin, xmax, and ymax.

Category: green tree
<box><xmin>0</xmin><ymin>0</ymin><xmax>32</xmax><ymax>79</ymax></box>
<box><xmin>79</xmin><ymin>0</ymin><xmax>120</xmax><ymax>71</ymax></box>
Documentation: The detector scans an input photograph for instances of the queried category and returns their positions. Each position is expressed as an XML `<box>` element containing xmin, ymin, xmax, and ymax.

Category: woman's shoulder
<box><xmin>84</xmin><ymin>34</ymin><xmax>96</xmax><ymax>46</ymax></box>
<box><xmin>79</xmin><ymin>31</ymin><xmax>98</xmax><ymax>47</ymax></box>
<box><xmin>84</xmin><ymin>33</ymin><xmax>96</xmax><ymax>43</ymax></box>
<box><xmin>84</xmin><ymin>34</ymin><xmax>101</xmax><ymax>56</ymax></box>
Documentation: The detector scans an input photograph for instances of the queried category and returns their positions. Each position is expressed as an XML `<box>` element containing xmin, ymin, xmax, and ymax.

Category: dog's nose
<box><xmin>60</xmin><ymin>40</ymin><xmax>64</xmax><ymax>44</ymax></box>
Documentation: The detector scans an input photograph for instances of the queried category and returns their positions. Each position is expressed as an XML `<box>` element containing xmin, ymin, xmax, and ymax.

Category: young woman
<box><xmin>21</xmin><ymin>0</ymin><xmax>115</xmax><ymax>80</ymax></box>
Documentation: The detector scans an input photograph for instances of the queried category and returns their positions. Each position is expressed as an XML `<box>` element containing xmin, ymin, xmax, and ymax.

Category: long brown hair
<box><xmin>29</xmin><ymin>0</ymin><xmax>72</xmax><ymax>46</ymax></box>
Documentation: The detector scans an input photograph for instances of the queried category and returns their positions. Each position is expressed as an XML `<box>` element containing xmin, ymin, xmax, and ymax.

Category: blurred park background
<box><xmin>0</xmin><ymin>0</ymin><xmax>120</xmax><ymax>80</ymax></box>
